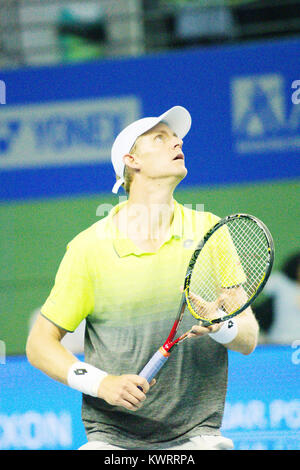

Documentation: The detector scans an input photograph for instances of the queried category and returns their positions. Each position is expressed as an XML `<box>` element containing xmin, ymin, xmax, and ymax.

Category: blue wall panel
<box><xmin>0</xmin><ymin>346</ymin><xmax>299</xmax><ymax>450</ymax></box>
<box><xmin>0</xmin><ymin>38</ymin><xmax>299</xmax><ymax>201</ymax></box>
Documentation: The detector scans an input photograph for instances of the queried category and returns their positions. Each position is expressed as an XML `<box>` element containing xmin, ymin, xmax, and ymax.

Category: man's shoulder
<box><xmin>67</xmin><ymin>216</ymin><xmax>109</xmax><ymax>251</ymax></box>
<box><xmin>174</xmin><ymin>201</ymin><xmax>220</xmax><ymax>241</ymax></box>
<box><xmin>177</xmin><ymin>201</ymin><xmax>220</xmax><ymax>224</ymax></box>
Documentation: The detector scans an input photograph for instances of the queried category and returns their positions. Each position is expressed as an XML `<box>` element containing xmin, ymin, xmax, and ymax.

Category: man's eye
<box><xmin>155</xmin><ymin>134</ymin><xmax>163</xmax><ymax>141</ymax></box>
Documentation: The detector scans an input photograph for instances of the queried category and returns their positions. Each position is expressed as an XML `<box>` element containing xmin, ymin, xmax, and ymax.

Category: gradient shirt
<box><xmin>41</xmin><ymin>200</ymin><xmax>230</xmax><ymax>448</ymax></box>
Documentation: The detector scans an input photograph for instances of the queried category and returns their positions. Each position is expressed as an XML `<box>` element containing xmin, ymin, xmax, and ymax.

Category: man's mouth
<box><xmin>173</xmin><ymin>153</ymin><xmax>184</xmax><ymax>161</ymax></box>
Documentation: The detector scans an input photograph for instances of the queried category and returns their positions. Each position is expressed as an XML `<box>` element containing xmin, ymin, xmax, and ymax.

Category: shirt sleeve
<box><xmin>41</xmin><ymin>239</ymin><xmax>94</xmax><ymax>332</ymax></box>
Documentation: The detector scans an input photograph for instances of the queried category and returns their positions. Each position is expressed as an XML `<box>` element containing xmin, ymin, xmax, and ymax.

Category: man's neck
<box><xmin>113</xmin><ymin>185</ymin><xmax>176</xmax><ymax>251</ymax></box>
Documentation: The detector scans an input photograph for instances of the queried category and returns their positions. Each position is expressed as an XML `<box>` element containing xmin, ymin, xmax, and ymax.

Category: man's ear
<box><xmin>123</xmin><ymin>153</ymin><xmax>140</xmax><ymax>170</ymax></box>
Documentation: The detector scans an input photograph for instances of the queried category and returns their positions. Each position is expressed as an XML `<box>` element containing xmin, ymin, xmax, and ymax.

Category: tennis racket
<box><xmin>139</xmin><ymin>213</ymin><xmax>274</xmax><ymax>384</ymax></box>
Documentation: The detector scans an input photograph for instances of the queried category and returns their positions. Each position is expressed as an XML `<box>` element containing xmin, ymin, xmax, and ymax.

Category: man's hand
<box><xmin>182</xmin><ymin>287</ymin><xmax>223</xmax><ymax>338</ymax></box>
<box><xmin>187</xmin><ymin>322</ymin><xmax>221</xmax><ymax>338</ymax></box>
<box><xmin>183</xmin><ymin>287</ymin><xmax>258</xmax><ymax>354</ymax></box>
<box><xmin>97</xmin><ymin>374</ymin><xmax>156</xmax><ymax>411</ymax></box>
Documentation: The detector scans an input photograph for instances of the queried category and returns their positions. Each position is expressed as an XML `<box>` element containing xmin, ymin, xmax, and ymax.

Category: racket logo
<box><xmin>189</xmin><ymin>248</ymin><xmax>201</xmax><ymax>266</ymax></box>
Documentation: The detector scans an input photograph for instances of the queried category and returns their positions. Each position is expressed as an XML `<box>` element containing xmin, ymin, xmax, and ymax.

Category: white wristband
<box><xmin>67</xmin><ymin>361</ymin><xmax>108</xmax><ymax>397</ymax></box>
<box><xmin>208</xmin><ymin>319</ymin><xmax>238</xmax><ymax>344</ymax></box>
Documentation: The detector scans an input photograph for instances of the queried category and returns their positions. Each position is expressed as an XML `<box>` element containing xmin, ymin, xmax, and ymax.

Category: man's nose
<box><xmin>173</xmin><ymin>137</ymin><xmax>183</xmax><ymax>148</ymax></box>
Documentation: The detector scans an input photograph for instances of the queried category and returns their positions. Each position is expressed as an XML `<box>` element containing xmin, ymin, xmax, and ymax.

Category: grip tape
<box><xmin>139</xmin><ymin>348</ymin><xmax>170</xmax><ymax>383</ymax></box>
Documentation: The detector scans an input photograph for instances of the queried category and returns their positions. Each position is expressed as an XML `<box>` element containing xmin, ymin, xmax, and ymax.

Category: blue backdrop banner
<box><xmin>0</xmin><ymin>345</ymin><xmax>299</xmax><ymax>450</ymax></box>
<box><xmin>0</xmin><ymin>38</ymin><xmax>299</xmax><ymax>200</ymax></box>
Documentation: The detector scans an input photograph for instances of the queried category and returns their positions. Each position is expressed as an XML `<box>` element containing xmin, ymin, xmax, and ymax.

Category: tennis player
<box><xmin>26</xmin><ymin>106</ymin><xmax>259</xmax><ymax>450</ymax></box>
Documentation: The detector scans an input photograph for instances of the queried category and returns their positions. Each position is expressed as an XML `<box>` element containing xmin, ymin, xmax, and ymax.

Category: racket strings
<box><xmin>230</xmin><ymin>219</ymin><xmax>269</xmax><ymax>297</ymax></box>
<box><xmin>188</xmin><ymin>217</ymin><xmax>270</xmax><ymax>320</ymax></box>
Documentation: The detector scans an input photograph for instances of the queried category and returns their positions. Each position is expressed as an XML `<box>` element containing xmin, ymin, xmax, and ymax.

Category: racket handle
<box><xmin>139</xmin><ymin>347</ymin><xmax>170</xmax><ymax>383</ymax></box>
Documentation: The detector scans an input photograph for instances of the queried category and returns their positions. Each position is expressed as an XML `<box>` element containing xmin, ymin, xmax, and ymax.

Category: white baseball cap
<box><xmin>111</xmin><ymin>105</ymin><xmax>192</xmax><ymax>193</ymax></box>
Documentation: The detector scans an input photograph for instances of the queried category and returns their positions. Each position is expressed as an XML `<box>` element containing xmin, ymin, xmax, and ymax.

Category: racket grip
<box><xmin>139</xmin><ymin>347</ymin><xmax>170</xmax><ymax>383</ymax></box>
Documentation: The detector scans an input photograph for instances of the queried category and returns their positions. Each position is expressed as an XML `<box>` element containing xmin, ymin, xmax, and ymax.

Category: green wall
<box><xmin>1</xmin><ymin>179</ymin><xmax>299</xmax><ymax>354</ymax></box>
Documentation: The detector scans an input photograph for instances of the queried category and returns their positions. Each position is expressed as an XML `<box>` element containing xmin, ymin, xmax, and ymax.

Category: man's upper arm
<box><xmin>28</xmin><ymin>313</ymin><xmax>67</xmax><ymax>345</ymax></box>
<box><xmin>41</xmin><ymin>239</ymin><xmax>94</xmax><ymax>332</ymax></box>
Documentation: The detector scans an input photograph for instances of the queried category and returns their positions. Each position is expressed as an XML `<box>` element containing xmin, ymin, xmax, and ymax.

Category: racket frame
<box><xmin>184</xmin><ymin>213</ymin><xmax>274</xmax><ymax>326</ymax></box>
<box><xmin>139</xmin><ymin>213</ymin><xmax>274</xmax><ymax>382</ymax></box>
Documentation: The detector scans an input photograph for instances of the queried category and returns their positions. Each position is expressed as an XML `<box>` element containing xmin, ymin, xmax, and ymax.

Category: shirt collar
<box><xmin>107</xmin><ymin>199</ymin><xmax>184</xmax><ymax>257</ymax></box>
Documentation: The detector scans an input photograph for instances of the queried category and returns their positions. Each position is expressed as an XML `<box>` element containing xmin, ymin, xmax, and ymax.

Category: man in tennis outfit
<box><xmin>26</xmin><ymin>106</ymin><xmax>259</xmax><ymax>450</ymax></box>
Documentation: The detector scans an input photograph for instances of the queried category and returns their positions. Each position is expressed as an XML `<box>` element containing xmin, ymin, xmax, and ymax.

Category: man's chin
<box><xmin>177</xmin><ymin>167</ymin><xmax>188</xmax><ymax>181</ymax></box>
<box><xmin>172</xmin><ymin>168</ymin><xmax>188</xmax><ymax>187</ymax></box>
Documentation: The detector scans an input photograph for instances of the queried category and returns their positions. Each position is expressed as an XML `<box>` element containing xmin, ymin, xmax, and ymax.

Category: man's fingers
<box><xmin>134</xmin><ymin>376</ymin><xmax>150</xmax><ymax>392</ymax></box>
<box><xmin>136</xmin><ymin>377</ymin><xmax>156</xmax><ymax>393</ymax></box>
<box><xmin>123</xmin><ymin>376</ymin><xmax>157</xmax><ymax>411</ymax></box>
<box><xmin>149</xmin><ymin>378</ymin><xmax>156</xmax><ymax>387</ymax></box>
<box><xmin>99</xmin><ymin>374</ymin><xmax>155</xmax><ymax>411</ymax></box>
<box><xmin>187</xmin><ymin>322</ymin><xmax>223</xmax><ymax>338</ymax></box>
<box><xmin>187</xmin><ymin>325</ymin><xmax>210</xmax><ymax>337</ymax></box>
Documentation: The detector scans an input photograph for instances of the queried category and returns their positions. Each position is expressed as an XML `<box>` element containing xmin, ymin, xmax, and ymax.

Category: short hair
<box><xmin>115</xmin><ymin>140</ymin><xmax>138</xmax><ymax>195</ymax></box>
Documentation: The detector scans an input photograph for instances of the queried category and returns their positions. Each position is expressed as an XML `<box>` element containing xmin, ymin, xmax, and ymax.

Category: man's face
<box><xmin>129</xmin><ymin>122</ymin><xmax>187</xmax><ymax>183</ymax></box>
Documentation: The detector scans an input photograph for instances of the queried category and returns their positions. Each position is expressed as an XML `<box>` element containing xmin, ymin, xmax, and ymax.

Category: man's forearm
<box><xmin>26</xmin><ymin>314</ymin><xmax>154</xmax><ymax>412</ymax></box>
<box><xmin>224</xmin><ymin>308</ymin><xmax>259</xmax><ymax>355</ymax></box>
<box><xmin>26</xmin><ymin>314</ymin><xmax>78</xmax><ymax>385</ymax></box>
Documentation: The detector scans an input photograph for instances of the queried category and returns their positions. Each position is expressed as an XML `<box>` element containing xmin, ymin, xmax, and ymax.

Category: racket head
<box><xmin>184</xmin><ymin>214</ymin><xmax>274</xmax><ymax>326</ymax></box>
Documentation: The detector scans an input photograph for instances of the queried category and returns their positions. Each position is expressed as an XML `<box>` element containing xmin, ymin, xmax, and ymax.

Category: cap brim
<box><xmin>157</xmin><ymin>106</ymin><xmax>192</xmax><ymax>139</ymax></box>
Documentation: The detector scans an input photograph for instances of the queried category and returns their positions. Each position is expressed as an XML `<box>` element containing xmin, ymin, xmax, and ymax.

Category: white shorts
<box><xmin>78</xmin><ymin>435</ymin><xmax>234</xmax><ymax>451</ymax></box>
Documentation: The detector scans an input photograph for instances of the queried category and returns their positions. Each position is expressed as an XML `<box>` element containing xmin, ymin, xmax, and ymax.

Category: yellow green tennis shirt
<box><xmin>41</xmin><ymin>200</ymin><xmax>222</xmax><ymax>332</ymax></box>
<box><xmin>41</xmin><ymin>200</ymin><xmax>230</xmax><ymax>448</ymax></box>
